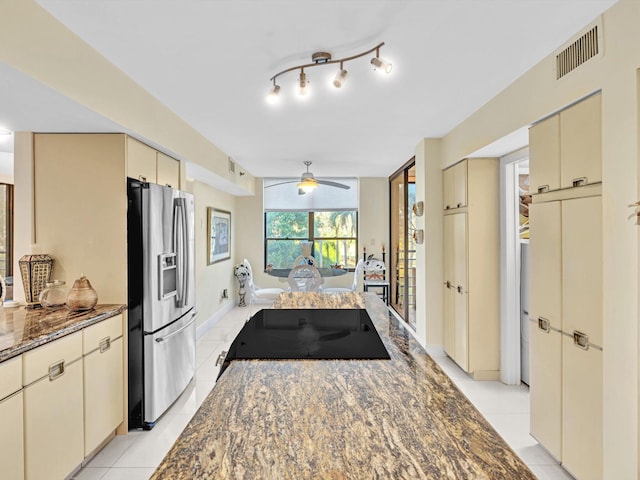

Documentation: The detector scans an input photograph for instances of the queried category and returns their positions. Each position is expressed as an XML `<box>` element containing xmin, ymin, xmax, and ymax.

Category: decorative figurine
<box><xmin>234</xmin><ymin>264</ymin><xmax>250</xmax><ymax>307</ymax></box>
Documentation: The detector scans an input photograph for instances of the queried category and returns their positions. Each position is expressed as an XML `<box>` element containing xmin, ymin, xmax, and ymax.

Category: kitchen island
<box><xmin>152</xmin><ymin>293</ymin><xmax>535</xmax><ymax>479</ymax></box>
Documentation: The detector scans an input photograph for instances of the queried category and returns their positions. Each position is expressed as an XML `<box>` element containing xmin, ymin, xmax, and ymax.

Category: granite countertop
<box><xmin>152</xmin><ymin>293</ymin><xmax>535</xmax><ymax>479</ymax></box>
<box><xmin>0</xmin><ymin>304</ymin><xmax>127</xmax><ymax>362</ymax></box>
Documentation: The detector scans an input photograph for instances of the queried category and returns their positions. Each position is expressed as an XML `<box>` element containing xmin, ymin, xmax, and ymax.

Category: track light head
<box><xmin>266</xmin><ymin>84</ymin><xmax>281</xmax><ymax>104</ymax></box>
<box><xmin>298</xmin><ymin>70</ymin><xmax>308</xmax><ymax>96</ymax></box>
<box><xmin>371</xmin><ymin>56</ymin><xmax>392</xmax><ymax>73</ymax></box>
<box><xmin>333</xmin><ymin>69</ymin><xmax>348</xmax><ymax>88</ymax></box>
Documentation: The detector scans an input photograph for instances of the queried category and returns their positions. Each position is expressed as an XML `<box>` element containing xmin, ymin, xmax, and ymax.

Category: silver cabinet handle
<box><xmin>215</xmin><ymin>351</ymin><xmax>228</xmax><ymax>366</ymax></box>
<box><xmin>138</xmin><ymin>175</ymin><xmax>147</xmax><ymax>182</ymax></box>
<box><xmin>573</xmin><ymin>330</ymin><xmax>589</xmax><ymax>350</ymax></box>
<box><xmin>457</xmin><ymin>285</ymin><xmax>464</xmax><ymax>294</ymax></box>
<box><xmin>99</xmin><ymin>336</ymin><xmax>111</xmax><ymax>353</ymax></box>
<box><xmin>445</xmin><ymin>205</ymin><xmax>451</xmax><ymax>210</ymax></box>
<box><xmin>572</xmin><ymin>177</ymin><xmax>587</xmax><ymax>187</ymax></box>
<box><xmin>538</xmin><ymin>317</ymin><xmax>550</xmax><ymax>333</ymax></box>
<box><xmin>444</xmin><ymin>280</ymin><xmax>452</xmax><ymax>289</ymax></box>
<box><xmin>537</xmin><ymin>185</ymin><xmax>550</xmax><ymax>194</ymax></box>
<box><xmin>457</xmin><ymin>202</ymin><xmax>462</xmax><ymax>208</ymax></box>
<box><xmin>48</xmin><ymin>360</ymin><xmax>65</xmax><ymax>381</ymax></box>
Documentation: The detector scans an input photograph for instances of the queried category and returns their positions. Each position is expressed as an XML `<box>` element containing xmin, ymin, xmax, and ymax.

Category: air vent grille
<box><xmin>228</xmin><ymin>158</ymin><xmax>235</xmax><ymax>174</ymax></box>
<box><xmin>556</xmin><ymin>25</ymin><xmax>599</xmax><ymax>79</ymax></box>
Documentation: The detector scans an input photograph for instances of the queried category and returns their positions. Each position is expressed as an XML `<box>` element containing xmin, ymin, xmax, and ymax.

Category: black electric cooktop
<box><xmin>218</xmin><ymin>309</ymin><xmax>390</xmax><ymax>378</ymax></box>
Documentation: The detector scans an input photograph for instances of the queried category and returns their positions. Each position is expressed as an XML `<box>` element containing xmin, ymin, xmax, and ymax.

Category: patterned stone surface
<box><xmin>272</xmin><ymin>291</ymin><xmax>367</xmax><ymax>309</ymax></box>
<box><xmin>0</xmin><ymin>304</ymin><xmax>126</xmax><ymax>362</ymax></box>
<box><xmin>152</xmin><ymin>293</ymin><xmax>535</xmax><ymax>480</ymax></box>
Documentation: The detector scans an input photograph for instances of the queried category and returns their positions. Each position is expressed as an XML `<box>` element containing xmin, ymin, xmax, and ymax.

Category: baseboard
<box><xmin>471</xmin><ymin>370</ymin><xmax>501</xmax><ymax>381</ymax></box>
<box><xmin>196</xmin><ymin>301</ymin><xmax>237</xmax><ymax>339</ymax></box>
<box><xmin>424</xmin><ymin>345</ymin><xmax>445</xmax><ymax>357</ymax></box>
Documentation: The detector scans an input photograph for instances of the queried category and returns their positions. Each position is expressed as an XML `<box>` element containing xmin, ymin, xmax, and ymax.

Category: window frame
<box><xmin>264</xmin><ymin>210</ymin><xmax>358</xmax><ymax>271</ymax></box>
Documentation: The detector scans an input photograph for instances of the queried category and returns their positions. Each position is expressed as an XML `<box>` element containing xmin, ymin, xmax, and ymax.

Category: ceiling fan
<box><xmin>265</xmin><ymin>161</ymin><xmax>351</xmax><ymax>194</ymax></box>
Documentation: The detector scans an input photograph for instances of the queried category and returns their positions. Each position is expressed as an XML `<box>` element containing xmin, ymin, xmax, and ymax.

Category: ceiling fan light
<box><xmin>371</xmin><ymin>56</ymin><xmax>392</xmax><ymax>73</ymax></box>
<box><xmin>333</xmin><ymin>69</ymin><xmax>348</xmax><ymax>88</ymax></box>
<box><xmin>297</xmin><ymin>179</ymin><xmax>318</xmax><ymax>192</ymax></box>
<box><xmin>266</xmin><ymin>84</ymin><xmax>281</xmax><ymax>104</ymax></box>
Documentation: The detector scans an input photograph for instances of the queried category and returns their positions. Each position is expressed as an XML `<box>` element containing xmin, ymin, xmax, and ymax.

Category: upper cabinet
<box><xmin>443</xmin><ymin>159</ymin><xmax>467</xmax><ymax>210</ymax></box>
<box><xmin>560</xmin><ymin>93</ymin><xmax>602</xmax><ymax>189</ymax></box>
<box><xmin>126</xmin><ymin>137</ymin><xmax>180</xmax><ymax>188</ymax></box>
<box><xmin>156</xmin><ymin>151</ymin><xmax>180</xmax><ymax>188</ymax></box>
<box><xmin>529</xmin><ymin>93</ymin><xmax>601</xmax><ymax>195</ymax></box>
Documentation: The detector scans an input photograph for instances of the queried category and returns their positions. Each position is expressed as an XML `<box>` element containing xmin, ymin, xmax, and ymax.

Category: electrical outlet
<box><xmin>221</xmin><ymin>289</ymin><xmax>228</xmax><ymax>299</ymax></box>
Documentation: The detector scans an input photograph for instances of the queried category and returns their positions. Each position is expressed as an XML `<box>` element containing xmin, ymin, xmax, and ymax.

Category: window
<box><xmin>265</xmin><ymin>210</ymin><xmax>358</xmax><ymax>269</ymax></box>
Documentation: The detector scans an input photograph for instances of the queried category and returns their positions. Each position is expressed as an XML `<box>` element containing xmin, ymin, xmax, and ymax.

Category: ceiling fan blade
<box><xmin>265</xmin><ymin>180</ymin><xmax>299</xmax><ymax>188</ymax></box>
<box><xmin>317</xmin><ymin>180</ymin><xmax>350</xmax><ymax>190</ymax></box>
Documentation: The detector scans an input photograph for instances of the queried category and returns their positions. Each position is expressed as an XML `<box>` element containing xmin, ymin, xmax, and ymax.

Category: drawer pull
<box><xmin>444</xmin><ymin>280</ymin><xmax>452</xmax><ymax>289</ymax></box>
<box><xmin>457</xmin><ymin>285</ymin><xmax>463</xmax><ymax>294</ymax></box>
<box><xmin>573</xmin><ymin>330</ymin><xmax>589</xmax><ymax>350</ymax></box>
<box><xmin>538</xmin><ymin>317</ymin><xmax>550</xmax><ymax>333</ymax></box>
<box><xmin>215</xmin><ymin>351</ymin><xmax>228</xmax><ymax>366</ymax></box>
<box><xmin>537</xmin><ymin>185</ymin><xmax>549</xmax><ymax>194</ymax></box>
<box><xmin>457</xmin><ymin>202</ymin><xmax>462</xmax><ymax>208</ymax></box>
<box><xmin>99</xmin><ymin>336</ymin><xmax>111</xmax><ymax>353</ymax></box>
<box><xmin>445</xmin><ymin>205</ymin><xmax>451</xmax><ymax>210</ymax></box>
<box><xmin>138</xmin><ymin>175</ymin><xmax>147</xmax><ymax>182</ymax></box>
<box><xmin>48</xmin><ymin>361</ymin><xmax>65</xmax><ymax>381</ymax></box>
<box><xmin>572</xmin><ymin>177</ymin><xmax>587</xmax><ymax>187</ymax></box>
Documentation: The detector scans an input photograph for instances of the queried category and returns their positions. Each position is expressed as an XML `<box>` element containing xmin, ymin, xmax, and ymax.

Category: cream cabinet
<box><xmin>443</xmin><ymin>159</ymin><xmax>467</xmax><ymax>210</ymax></box>
<box><xmin>23</xmin><ymin>332</ymin><xmax>84</xmax><ymax>480</ymax></box>
<box><xmin>562</xmin><ymin>336</ymin><xmax>602</xmax><ymax>480</ymax></box>
<box><xmin>560</xmin><ymin>93</ymin><xmax>601</xmax><ymax>189</ymax></box>
<box><xmin>83</xmin><ymin>314</ymin><xmax>124</xmax><ymax>456</ymax></box>
<box><xmin>0</xmin><ymin>356</ymin><xmax>24</xmax><ymax>480</ymax></box>
<box><xmin>442</xmin><ymin>158</ymin><xmax>499</xmax><ymax>379</ymax></box>
<box><xmin>127</xmin><ymin>136</ymin><xmax>157</xmax><ymax>183</ymax></box>
<box><xmin>528</xmin><ymin>94</ymin><xmax>603</xmax><ymax>480</ymax></box>
<box><xmin>126</xmin><ymin>136</ymin><xmax>180</xmax><ymax>187</ymax></box>
<box><xmin>156</xmin><ymin>151</ymin><xmax>180</xmax><ymax>188</ymax></box>
<box><xmin>529</xmin><ymin>114</ymin><xmax>560</xmax><ymax>194</ymax></box>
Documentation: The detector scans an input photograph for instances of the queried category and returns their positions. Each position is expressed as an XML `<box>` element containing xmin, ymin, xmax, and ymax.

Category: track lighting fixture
<box><xmin>267</xmin><ymin>42</ymin><xmax>391</xmax><ymax>103</ymax></box>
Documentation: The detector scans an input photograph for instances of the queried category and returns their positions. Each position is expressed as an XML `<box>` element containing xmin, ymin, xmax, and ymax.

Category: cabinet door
<box><xmin>562</xmin><ymin>336</ymin><xmax>602</xmax><ymax>480</ymax></box>
<box><xmin>443</xmin><ymin>214</ymin><xmax>455</xmax><ymax>357</ymax></box>
<box><xmin>443</xmin><ymin>167</ymin><xmax>454</xmax><ymax>210</ymax></box>
<box><xmin>453</xmin><ymin>160</ymin><xmax>467</xmax><ymax>208</ymax></box>
<box><xmin>529</xmin><ymin>114</ymin><xmax>560</xmax><ymax>194</ymax></box>
<box><xmin>156</xmin><ymin>152</ymin><xmax>180</xmax><ymax>188</ymax></box>
<box><xmin>452</xmin><ymin>213</ymin><xmax>468</xmax><ymax>370</ymax></box>
<box><xmin>0</xmin><ymin>391</ymin><xmax>24</xmax><ymax>480</ymax></box>
<box><xmin>562</xmin><ymin>196</ymin><xmax>602</xmax><ymax>346</ymax></box>
<box><xmin>529</xmin><ymin>326</ymin><xmax>562</xmax><ymax>461</ymax></box>
<box><xmin>529</xmin><ymin>202</ymin><xmax>562</xmax><ymax>331</ymax></box>
<box><xmin>561</xmin><ymin>94</ymin><xmax>601</xmax><ymax>189</ymax></box>
<box><xmin>23</xmin><ymin>360</ymin><xmax>84</xmax><ymax>480</ymax></box>
<box><xmin>127</xmin><ymin>137</ymin><xmax>157</xmax><ymax>183</ymax></box>
<box><xmin>84</xmin><ymin>337</ymin><xmax>124</xmax><ymax>455</ymax></box>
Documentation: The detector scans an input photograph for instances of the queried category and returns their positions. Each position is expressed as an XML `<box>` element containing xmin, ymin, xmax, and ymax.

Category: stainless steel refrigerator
<box><xmin>127</xmin><ymin>178</ymin><xmax>197</xmax><ymax>430</ymax></box>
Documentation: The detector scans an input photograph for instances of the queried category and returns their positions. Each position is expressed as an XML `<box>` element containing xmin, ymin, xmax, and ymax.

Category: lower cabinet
<box><xmin>529</xmin><ymin>325</ymin><xmax>562</xmax><ymax>461</ymax></box>
<box><xmin>0</xmin><ymin>356</ymin><xmax>24</xmax><ymax>480</ymax></box>
<box><xmin>23</xmin><ymin>332</ymin><xmax>84</xmax><ymax>480</ymax></box>
<box><xmin>83</xmin><ymin>315</ymin><xmax>124</xmax><ymax>455</ymax></box>
<box><xmin>562</xmin><ymin>336</ymin><xmax>603</xmax><ymax>480</ymax></box>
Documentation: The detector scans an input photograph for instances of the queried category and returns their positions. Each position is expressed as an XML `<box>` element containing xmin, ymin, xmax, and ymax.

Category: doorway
<box><xmin>499</xmin><ymin>148</ymin><xmax>530</xmax><ymax>385</ymax></box>
<box><xmin>389</xmin><ymin>159</ymin><xmax>417</xmax><ymax>329</ymax></box>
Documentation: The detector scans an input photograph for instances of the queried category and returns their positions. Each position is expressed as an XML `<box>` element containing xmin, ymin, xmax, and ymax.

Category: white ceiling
<box><xmin>7</xmin><ymin>0</ymin><xmax>618</xmax><ymax>179</ymax></box>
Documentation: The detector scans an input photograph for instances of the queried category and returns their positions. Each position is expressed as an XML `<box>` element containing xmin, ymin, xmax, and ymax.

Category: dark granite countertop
<box><xmin>0</xmin><ymin>304</ymin><xmax>127</xmax><ymax>362</ymax></box>
<box><xmin>152</xmin><ymin>293</ymin><xmax>535</xmax><ymax>479</ymax></box>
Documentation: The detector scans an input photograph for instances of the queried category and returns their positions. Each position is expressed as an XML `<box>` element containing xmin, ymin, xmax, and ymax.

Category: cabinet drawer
<box><xmin>23</xmin><ymin>332</ymin><xmax>82</xmax><ymax>385</ymax></box>
<box><xmin>83</xmin><ymin>314</ymin><xmax>123</xmax><ymax>355</ymax></box>
<box><xmin>0</xmin><ymin>355</ymin><xmax>22</xmax><ymax>399</ymax></box>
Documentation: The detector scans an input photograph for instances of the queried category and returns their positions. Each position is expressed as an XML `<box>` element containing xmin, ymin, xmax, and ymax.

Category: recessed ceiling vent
<box><xmin>556</xmin><ymin>24</ymin><xmax>600</xmax><ymax>79</ymax></box>
<box><xmin>228</xmin><ymin>158</ymin><xmax>236</xmax><ymax>174</ymax></box>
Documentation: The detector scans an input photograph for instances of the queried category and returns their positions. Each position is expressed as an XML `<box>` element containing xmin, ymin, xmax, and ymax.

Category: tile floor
<box><xmin>71</xmin><ymin>306</ymin><xmax>572</xmax><ymax>480</ymax></box>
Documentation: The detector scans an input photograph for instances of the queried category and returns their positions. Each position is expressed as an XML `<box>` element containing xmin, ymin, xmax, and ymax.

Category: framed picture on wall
<box><xmin>207</xmin><ymin>208</ymin><xmax>231</xmax><ymax>264</ymax></box>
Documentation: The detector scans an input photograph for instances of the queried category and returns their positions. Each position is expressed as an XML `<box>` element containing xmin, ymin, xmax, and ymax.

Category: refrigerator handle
<box><xmin>174</xmin><ymin>198</ymin><xmax>189</xmax><ymax>308</ymax></box>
